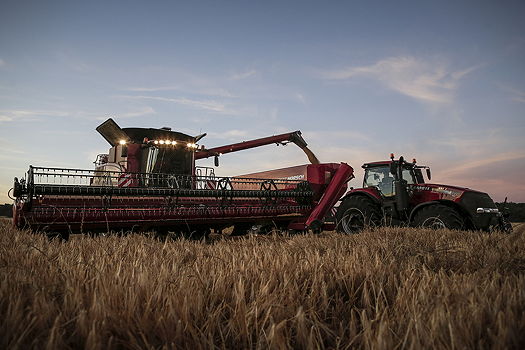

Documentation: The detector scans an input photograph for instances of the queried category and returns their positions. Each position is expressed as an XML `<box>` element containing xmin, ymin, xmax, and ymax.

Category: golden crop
<box><xmin>1</xmin><ymin>220</ymin><xmax>524</xmax><ymax>349</ymax></box>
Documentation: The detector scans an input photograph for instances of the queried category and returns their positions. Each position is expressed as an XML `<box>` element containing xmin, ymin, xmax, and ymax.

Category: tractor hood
<box><xmin>412</xmin><ymin>183</ymin><xmax>483</xmax><ymax>196</ymax></box>
<box><xmin>410</xmin><ymin>183</ymin><xmax>491</xmax><ymax>204</ymax></box>
<box><xmin>419</xmin><ymin>183</ymin><xmax>485</xmax><ymax>194</ymax></box>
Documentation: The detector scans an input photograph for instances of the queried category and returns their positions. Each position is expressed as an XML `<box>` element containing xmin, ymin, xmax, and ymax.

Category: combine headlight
<box><xmin>152</xmin><ymin>139</ymin><xmax>181</xmax><ymax>146</ymax></box>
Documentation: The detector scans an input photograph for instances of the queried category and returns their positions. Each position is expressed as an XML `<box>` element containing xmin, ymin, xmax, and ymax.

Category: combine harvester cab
<box><xmin>12</xmin><ymin>119</ymin><xmax>353</xmax><ymax>239</ymax></box>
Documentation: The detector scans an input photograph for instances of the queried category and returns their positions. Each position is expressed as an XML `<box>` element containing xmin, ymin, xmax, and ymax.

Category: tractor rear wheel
<box><xmin>412</xmin><ymin>204</ymin><xmax>464</xmax><ymax>230</ymax></box>
<box><xmin>336</xmin><ymin>196</ymin><xmax>381</xmax><ymax>234</ymax></box>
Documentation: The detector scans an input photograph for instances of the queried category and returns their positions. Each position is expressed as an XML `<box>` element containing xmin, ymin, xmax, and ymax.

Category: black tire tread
<box><xmin>336</xmin><ymin>195</ymin><xmax>381</xmax><ymax>233</ymax></box>
<box><xmin>413</xmin><ymin>204</ymin><xmax>464</xmax><ymax>229</ymax></box>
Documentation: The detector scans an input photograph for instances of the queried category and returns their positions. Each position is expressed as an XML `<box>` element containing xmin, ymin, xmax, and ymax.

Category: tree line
<box><xmin>496</xmin><ymin>202</ymin><xmax>525</xmax><ymax>222</ymax></box>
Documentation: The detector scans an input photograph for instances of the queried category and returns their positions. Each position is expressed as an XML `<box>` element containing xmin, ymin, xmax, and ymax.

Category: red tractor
<box><xmin>335</xmin><ymin>155</ymin><xmax>512</xmax><ymax>233</ymax></box>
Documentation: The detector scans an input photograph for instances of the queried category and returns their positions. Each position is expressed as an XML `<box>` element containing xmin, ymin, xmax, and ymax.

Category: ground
<box><xmin>1</xmin><ymin>219</ymin><xmax>524</xmax><ymax>349</ymax></box>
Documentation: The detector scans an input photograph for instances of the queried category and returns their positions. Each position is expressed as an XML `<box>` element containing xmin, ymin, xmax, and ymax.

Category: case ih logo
<box><xmin>432</xmin><ymin>187</ymin><xmax>460</xmax><ymax>197</ymax></box>
<box><xmin>284</xmin><ymin>174</ymin><xmax>305</xmax><ymax>180</ymax></box>
<box><xmin>414</xmin><ymin>185</ymin><xmax>460</xmax><ymax>197</ymax></box>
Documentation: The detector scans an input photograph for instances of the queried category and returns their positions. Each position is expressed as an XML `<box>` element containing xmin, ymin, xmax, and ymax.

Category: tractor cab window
<box><xmin>364</xmin><ymin>166</ymin><xmax>395</xmax><ymax>196</ymax></box>
<box><xmin>402</xmin><ymin>168</ymin><xmax>416</xmax><ymax>185</ymax></box>
<box><xmin>364</xmin><ymin>165</ymin><xmax>417</xmax><ymax>196</ymax></box>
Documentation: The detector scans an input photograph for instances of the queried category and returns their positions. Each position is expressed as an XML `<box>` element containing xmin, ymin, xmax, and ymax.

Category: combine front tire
<box><xmin>336</xmin><ymin>196</ymin><xmax>381</xmax><ymax>234</ymax></box>
<box><xmin>412</xmin><ymin>204</ymin><xmax>464</xmax><ymax>230</ymax></box>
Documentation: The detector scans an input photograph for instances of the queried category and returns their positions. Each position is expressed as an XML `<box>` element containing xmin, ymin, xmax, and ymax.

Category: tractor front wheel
<box><xmin>412</xmin><ymin>204</ymin><xmax>464</xmax><ymax>230</ymax></box>
<box><xmin>336</xmin><ymin>196</ymin><xmax>381</xmax><ymax>234</ymax></box>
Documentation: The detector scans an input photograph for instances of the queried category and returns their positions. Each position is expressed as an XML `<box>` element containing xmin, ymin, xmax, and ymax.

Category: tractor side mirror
<box><xmin>214</xmin><ymin>155</ymin><xmax>220</xmax><ymax>167</ymax></box>
<box><xmin>426</xmin><ymin>168</ymin><xmax>431</xmax><ymax>180</ymax></box>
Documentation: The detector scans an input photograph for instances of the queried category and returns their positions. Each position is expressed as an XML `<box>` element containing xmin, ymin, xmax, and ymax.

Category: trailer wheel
<box><xmin>336</xmin><ymin>196</ymin><xmax>381</xmax><ymax>234</ymax></box>
<box><xmin>412</xmin><ymin>204</ymin><xmax>464</xmax><ymax>230</ymax></box>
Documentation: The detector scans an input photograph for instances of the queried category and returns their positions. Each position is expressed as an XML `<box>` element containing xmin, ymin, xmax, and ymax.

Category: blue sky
<box><xmin>1</xmin><ymin>0</ymin><xmax>524</xmax><ymax>202</ymax></box>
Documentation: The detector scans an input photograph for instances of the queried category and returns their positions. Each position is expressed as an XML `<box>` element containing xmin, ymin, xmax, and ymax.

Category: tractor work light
<box><xmin>119</xmin><ymin>140</ymin><xmax>127</xmax><ymax>145</ymax></box>
<box><xmin>159</xmin><ymin>140</ymin><xmax>165</xmax><ymax>145</ymax></box>
<box><xmin>476</xmin><ymin>208</ymin><xmax>500</xmax><ymax>214</ymax></box>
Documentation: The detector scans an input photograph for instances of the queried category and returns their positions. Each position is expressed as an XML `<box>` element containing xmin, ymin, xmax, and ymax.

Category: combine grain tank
<box><xmin>12</xmin><ymin>119</ymin><xmax>353</xmax><ymax>239</ymax></box>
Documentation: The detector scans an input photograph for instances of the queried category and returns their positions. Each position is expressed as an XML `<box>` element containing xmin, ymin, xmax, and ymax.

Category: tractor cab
<box><xmin>362</xmin><ymin>156</ymin><xmax>430</xmax><ymax>197</ymax></box>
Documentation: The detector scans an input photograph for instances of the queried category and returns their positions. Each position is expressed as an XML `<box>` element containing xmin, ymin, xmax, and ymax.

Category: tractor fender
<box><xmin>340</xmin><ymin>189</ymin><xmax>381</xmax><ymax>205</ymax></box>
<box><xmin>409</xmin><ymin>200</ymin><xmax>474</xmax><ymax>228</ymax></box>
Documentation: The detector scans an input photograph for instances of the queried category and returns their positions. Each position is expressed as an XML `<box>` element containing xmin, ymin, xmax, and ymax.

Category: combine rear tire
<box><xmin>336</xmin><ymin>196</ymin><xmax>381</xmax><ymax>234</ymax></box>
<box><xmin>412</xmin><ymin>204</ymin><xmax>464</xmax><ymax>230</ymax></box>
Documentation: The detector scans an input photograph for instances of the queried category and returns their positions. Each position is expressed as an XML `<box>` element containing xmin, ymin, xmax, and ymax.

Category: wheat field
<box><xmin>1</xmin><ymin>220</ymin><xmax>524</xmax><ymax>349</ymax></box>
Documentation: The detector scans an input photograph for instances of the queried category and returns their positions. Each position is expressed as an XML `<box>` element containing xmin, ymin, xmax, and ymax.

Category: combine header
<box><xmin>12</xmin><ymin>119</ymin><xmax>353</xmax><ymax>239</ymax></box>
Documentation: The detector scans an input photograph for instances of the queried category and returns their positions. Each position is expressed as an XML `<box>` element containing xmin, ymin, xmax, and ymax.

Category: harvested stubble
<box><xmin>1</xmin><ymin>221</ymin><xmax>524</xmax><ymax>349</ymax></box>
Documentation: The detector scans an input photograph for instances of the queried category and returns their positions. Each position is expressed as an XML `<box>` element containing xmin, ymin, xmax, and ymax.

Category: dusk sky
<box><xmin>1</xmin><ymin>0</ymin><xmax>524</xmax><ymax>203</ymax></box>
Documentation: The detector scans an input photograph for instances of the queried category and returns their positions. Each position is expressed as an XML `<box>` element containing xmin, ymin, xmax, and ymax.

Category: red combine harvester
<box><xmin>336</xmin><ymin>155</ymin><xmax>512</xmax><ymax>233</ymax></box>
<box><xmin>12</xmin><ymin>119</ymin><xmax>353</xmax><ymax>239</ymax></box>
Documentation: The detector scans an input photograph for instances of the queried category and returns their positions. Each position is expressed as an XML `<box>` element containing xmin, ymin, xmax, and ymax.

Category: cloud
<box><xmin>55</xmin><ymin>52</ymin><xmax>93</xmax><ymax>72</ymax></box>
<box><xmin>119</xmin><ymin>106</ymin><xmax>156</xmax><ymax>118</ymax></box>
<box><xmin>0</xmin><ymin>59</ymin><xmax>5</xmax><ymax>67</ymax></box>
<box><xmin>499</xmin><ymin>85</ymin><xmax>525</xmax><ymax>103</ymax></box>
<box><xmin>319</xmin><ymin>56</ymin><xmax>482</xmax><ymax>104</ymax></box>
<box><xmin>0</xmin><ymin>139</ymin><xmax>25</xmax><ymax>156</ymax></box>
<box><xmin>428</xmin><ymin>129</ymin><xmax>511</xmax><ymax>158</ymax></box>
<box><xmin>208</xmin><ymin>129</ymin><xmax>249</xmax><ymax>140</ymax></box>
<box><xmin>116</xmin><ymin>95</ymin><xmax>237</xmax><ymax>114</ymax></box>
<box><xmin>439</xmin><ymin>151</ymin><xmax>525</xmax><ymax>178</ymax></box>
<box><xmin>304</xmin><ymin>130</ymin><xmax>370</xmax><ymax>143</ymax></box>
<box><xmin>125</xmin><ymin>85</ymin><xmax>236</xmax><ymax>98</ymax></box>
<box><xmin>295</xmin><ymin>93</ymin><xmax>306</xmax><ymax>104</ymax></box>
<box><xmin>0</xmin><ymin>109</ymin><xmax>71</xmax><ymax>122</ymax></box>
<box><xmin>431</xmin><ymin>152</ymin><xmax>525</xmax><ymax>202</ymax></box>
<box><xmin>230</xmin><ymin>70</ymin><xmax>257</xmax><ymax>80</ymax></box>
<box><xmin>450</xmin><ymin>63</ymin><xmax>485</xmax><ymax>80</ymax></box>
